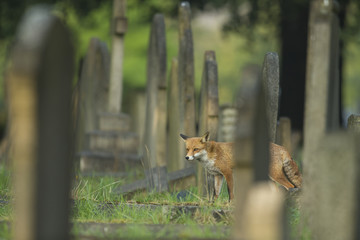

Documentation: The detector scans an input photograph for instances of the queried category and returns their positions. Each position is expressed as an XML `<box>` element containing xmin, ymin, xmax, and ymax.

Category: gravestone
<box><xmin>197</xmin><ymin>51</ymin><xmax>219</xmax><ymax>199</ymax></box>
<box><xmin>302</xmin><ymin>0</ymin><xmax>341</xmax><ymax>233</ymax></box>
<box><xmin>167</xmin><ymin>58</ymin><xmax>185</xmax><ymax>172</ymax></box>
<box><xmin>78</xmin><ymin>2</ymin><xmax>141</xmax><ymax>174</ymax></box>
<box><xmin>218</xmin><ymin>105</ymin><xmax>238</xmax><ymax>142</ymax></box>
<box><xmin>347</xmin><ymin>114</ymin><xmax>360</xmax><ymax>133</ymax></box>
<box><xmin>307</xmin><ymin>132</ymin><xmax>359</xmax><ymax>240</ymax></box>
<box><xmin>108</xmin><ymin>0</ymin><xmax>127</xmax><ymax>113</ymax></box>
<box><xmin>7</xmin><ymin>6</ymin><xmax>74</xmax><ymax>239</ymax></box>
<box><xmin>77</xmin><ymin>38</ymin><xmax>110</xmax><ymax>151</ymax></box>
<box><xmin>262</xmin><ymin>52</ymin><xmax>280</xmax><ymax>143</ymax></box>
<box><xmin>178</xmin><ymin>2</ymin><xmax>196</xmax><ymax>169</ymax></box>
<box><xmin>233</xmin><ymin>61</ymin><xmax>284</xmax><ymax>239</ymax></box>
<box><xmin>143</xmin><ymin>14</ymin><xmax>168</xmax><ymax>192</ymax></box>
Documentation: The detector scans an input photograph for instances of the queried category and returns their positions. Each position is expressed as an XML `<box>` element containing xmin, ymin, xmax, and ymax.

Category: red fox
<box><xmin>180</xmin><ymin>132</ymin><xmax>302</xmax><ymax>201</ymax></box>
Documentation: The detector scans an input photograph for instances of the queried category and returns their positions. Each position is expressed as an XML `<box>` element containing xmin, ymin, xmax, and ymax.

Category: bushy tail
<box><xmin>283</xmin><ymin>156</ymin><xmax>302</xmax><ymax>188</ymax></box>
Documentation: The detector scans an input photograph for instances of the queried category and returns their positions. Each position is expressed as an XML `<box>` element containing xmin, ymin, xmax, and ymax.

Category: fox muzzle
<box><xmin>185</xmin><ymin>156</ymin><xmax>194</xmax><ymax>161</ymax></box>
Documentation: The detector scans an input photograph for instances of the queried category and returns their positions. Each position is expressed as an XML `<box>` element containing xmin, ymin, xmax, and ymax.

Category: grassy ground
<box><xmin>0</xmin><ymin>164</ymin><xmax>306</xmax><ymax>239</ymax></box>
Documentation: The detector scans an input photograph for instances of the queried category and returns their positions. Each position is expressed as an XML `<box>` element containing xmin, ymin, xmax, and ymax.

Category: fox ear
<box><xmin>180</xmin><ymin>134</ymin><xmax>189</xmax><ymax>141</ymax></box>
<box><xmin>201</xmin><ymin>131</ymin><xmax>210</xmax><ymax>143</ymax></box>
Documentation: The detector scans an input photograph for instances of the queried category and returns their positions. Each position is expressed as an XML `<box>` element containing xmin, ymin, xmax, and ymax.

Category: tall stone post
<box><xmin>178</xmin><ymin>2</ymin><xmax>196</xmax><ymax>170</ymax></box>
<box><xmin>167</xmin><ymin>58</ymin><xmax>185</xmax><ymax>172</ymax></box>
<box><xmin>108</xmin><ymin>0</ymin><xmax>127</xmax><ymax>113</ymax></box>
<box><xmin>233</xmin><ymin>65</ymin><xmax>284</xmax><ymax>240</ymax></box>
<box><xmin>197</xmin><ymin>51</ymin><xmax>219</xmax><ymax>199</ymax></box>
<box><xmin>143</xmin><ymin>14</ymin><xmax>168</xmax><ymax>192</ymax></box>
<box><xmin>303</xmin><ymin>0</ymin><xmax>340</xmax><ymax>231</ymax></box>
<box><xmin>262</xmin><ymin>52</ymin><xmax>280</xmax><ymax>143</ymax></box>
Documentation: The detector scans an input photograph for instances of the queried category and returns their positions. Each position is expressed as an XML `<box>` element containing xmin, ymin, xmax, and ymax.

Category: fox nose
<box><xmin>185</xmin><ymin>156</ymin><xmax>189</xmax><ymax>160</ymax></box>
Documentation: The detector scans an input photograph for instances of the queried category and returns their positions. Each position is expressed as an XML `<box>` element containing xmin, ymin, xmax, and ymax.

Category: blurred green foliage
<box><xmin>0</xmin><ymin>0</ymin><xmax>360</xmax><ymax>119</ymax></box>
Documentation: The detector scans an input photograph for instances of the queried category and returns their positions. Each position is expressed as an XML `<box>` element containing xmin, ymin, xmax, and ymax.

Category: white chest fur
<box><xmin>195</xmin><ymin>150</ymin><xmax>222</xmax><ymax>175</ymax></box>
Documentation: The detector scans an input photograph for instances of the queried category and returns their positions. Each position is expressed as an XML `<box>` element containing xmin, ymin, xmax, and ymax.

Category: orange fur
<box><xmin>180</xmin><ymin>132</ymin><xmax>302</xmax><ymax>201</ymax></box>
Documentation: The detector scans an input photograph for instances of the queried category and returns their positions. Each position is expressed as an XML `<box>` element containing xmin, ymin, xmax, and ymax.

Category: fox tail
<box><xmin>283</xmin><ymin>156</ymin><xmax>302</xmax><ymax>188</ymax></box>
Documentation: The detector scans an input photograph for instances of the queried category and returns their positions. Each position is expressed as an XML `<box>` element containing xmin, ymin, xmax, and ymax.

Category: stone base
<box><xmin>88</xmin><ymin>131</ymin><xmax>139</xmax><ymax>152</ymax></box>
<box><xmin>98</xmin><ymin>112</ymin><xmax>130</xmax><ymax>132</ymax></box>
<box><xmin>80</xmin><ymin>151</ymin><xmax>142</xmax><ymax>173</ymax></box>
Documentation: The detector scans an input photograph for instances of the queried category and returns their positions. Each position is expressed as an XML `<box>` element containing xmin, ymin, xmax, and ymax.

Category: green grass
<box><xmin>0</xmin><ymin>164</ymin><xmax>309</xmax><ymax>239</ymax></box>
<box><xmin>71</xmin><ymin>174</ymin><xmax>233</xmax><ymax>225</ymax></box>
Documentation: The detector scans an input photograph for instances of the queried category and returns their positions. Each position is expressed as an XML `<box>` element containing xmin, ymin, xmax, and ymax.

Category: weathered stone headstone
<box><xmin>178</xmin><ymin>2</ymin><xmax>196</xmax><ymax>169</ymax></box>
<box><xmin>167</xmin><ymin>58</ymin><xmax>185</xmax><ymax>172</ymax></box>
<box><xmin>197</xmin><ymin>51</ymin><xmax>219</xmax><ymax>199</ymax></box>
<box><xmin>307</xmin><ymin>132</ymin><xmax>359</xmax><ymax>240</ymax></box>
<box><xmin>218</xmin><ymin>105</ymin><xmax>238</xmax><ymax>142</ymax></box>
<box><xmin>7</xmin><ymin>6</ymin><xmax>74</xmax><ymax>239</ymax></box>
<box><xmin>262</xmin><ymin>52</ymin><xmax>280</xmax><ymax>143</ymax></box>
<box><xmin>77</xmin><ymin>38</ymin><xmax>110</xmax><ymax>151</ymax></box>
<box><xmin>347</xmin><ymin>114</ymin><xmax>360</xmax><ymax>133</ymax></box>
<box><xmin>303</xmin><ymin>0</ymin><xmax>340</xmax><ymax>156</ymax></box>
<box><xmin>276</xmin><ymin>117</ymin><xmax>292</xmax><ymax>154</ymax></box>
<box><xmin>303</xmin><ymin>0</ymin><xmax>341</xmax><ymax>233</ymax></box>
<box><xmin>233</xmin><ymin>66</ymin><xmax>284</xmax><ymax>239</ymax></box>
<box><xmin>143</xmin><ymin>14</ymin><xmax>168</xmax><ymax>192</ymax></box>
<box><xmin>108</xmin><ymin>0</ymin><xmax>127</xmax><ymax>113</ymax></box>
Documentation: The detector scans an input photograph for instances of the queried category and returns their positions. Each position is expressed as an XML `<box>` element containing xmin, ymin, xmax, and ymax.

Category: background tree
<box><xmin>223</xmin><ymin>0</ymin><xmax>360</xmax><ymax>131</ymax></box>
<box><xmin>1</xmin><ymin>0</ymin><xmax>360</xmax><ymax>136</ymax></box>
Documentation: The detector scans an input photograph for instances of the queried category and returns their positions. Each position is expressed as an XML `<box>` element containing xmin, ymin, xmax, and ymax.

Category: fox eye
<box><xmin>186</xmin><ymin>148</ymin><xmax>189</xmax><ymax>151</ymax></box>
<box><xmin>194</xmin><ymin>148</ymin><xmax>199</xmax><ymax>151</ymax></box>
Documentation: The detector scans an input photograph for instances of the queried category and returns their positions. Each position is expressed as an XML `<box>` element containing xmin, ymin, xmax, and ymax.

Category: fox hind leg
<box><xmin>214</xmin><ymin>174</ymin><xmax>224</xmax><ymax>200</ymax></box>
<box><xmin>223</xmin><ymin>171</ymin><xmax>234</xmax><ymax>202</ymax></box>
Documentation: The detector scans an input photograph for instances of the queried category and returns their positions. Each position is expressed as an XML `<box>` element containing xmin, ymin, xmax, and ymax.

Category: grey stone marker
<box><xmin>307</xmin><ymin>132</ymin><xmax>359</xmax><ymax>240</ymax></box>
<box><xmin>167</xmin><ymin>58</ymin><xmax>186</xmax><ymax>172</ymax></box>
<box><xmin>347</xmin><ymin>114</ymin><xmax>360</xmax><ymax>133</ymax></box>
<box><xmin>198</xmin><ymin>51</ymin><xmax>219</xmax><ymax>200</ymax></box>
<box><xmin>303</xmin><ymin>0</ymin><xmax>341</xmax><ymax>232</ymax></box>
<box><xmin>143</xmin><ymin>14</ymin><xmax>168</xmax><ymax>192</ymax></box>
<box><xmin>108</xmin><ymin>0</ymin><xmax>127</xmax><ymax>113</ymax></box>
<box><xmin>262</xmin><ymin>52</ymin><xmax>280</xmax><ymax>143</ymax></box>
<box><xmin>233</xmin><ymin>66</ymin><xmax>285</xmax><ymax>239</ymax></box>
<box><xmin>218</xmin><ymin>105</ymin><xmax>238</xmax><ymax>143</ymax></box>
<box><xmin>178</xmin><ymin>2</ymin><xmax>196</xmax><ymax>167</ymax></box>
<box><xmin>7</xmin><ymin>6</ymin><xmax>74</xmax><ymax>240</ymax></box>
<box><xmin>77</xmin><ymin>38</ymin><xmax>110</xmax><ymax>151</ymax></box>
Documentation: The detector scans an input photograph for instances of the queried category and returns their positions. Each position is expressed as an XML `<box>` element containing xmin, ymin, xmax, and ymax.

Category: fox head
<box><xmin>180</xmin><ymin>132</ymin><xmax>210</xmax><ymax>161</ymax></box>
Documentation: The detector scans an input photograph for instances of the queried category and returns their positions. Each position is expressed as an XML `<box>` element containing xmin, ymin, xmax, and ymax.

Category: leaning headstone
<box><xmin>143</xmin><ymin>14</ymin><xmax>168</xmax><ymax>192</ymax></box>
<box><xmin>7</xmin><ymin>6</ymin><xmax>74</xmax><ymax>239</ymax></box>
<box><xmin>197</xmin><ymin>51</ymin><xmax>219</xmax><ymax>200</ymax></box>
<box><xmin>262</xmin><ymin>52</ymin><xmax>280</xmax><ymax>143</ymax></box>
<box><xmin>302</xmin><ymin>0</ymin><xmax>341</xmax><ymax>232</ymax></box>
<box><xmin>178</xmin><ymin>2</ymin><xmax>196</xmax><ymax>165</ymax></box>
<box><xmin>233</xmin><ymin>65</ymin><xmax>284</xmax><ymax>239</ymax></box>
<box><xmin>77</xmin><ymin>38</ymin><xmax>110</xmax><ymax>151</ymax></box>
<box><xmin>108</xmin><ymin>0</ymin><xmax>127</xmax><ymax>113</ymax></box>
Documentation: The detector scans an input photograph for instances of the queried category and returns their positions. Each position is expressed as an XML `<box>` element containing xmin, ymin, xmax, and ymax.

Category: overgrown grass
<box><xmin>71</xmin><ymin>173</ymin><xmax>233</xmax><ymax>226</ymax></box>
<box><xmin>0</xmin><ymin>164</ymin><xmax>307</xmax><ymax>239</ymax></box>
